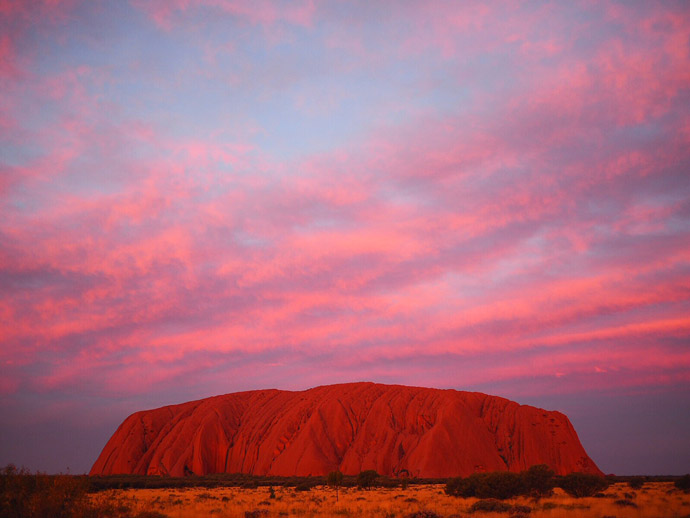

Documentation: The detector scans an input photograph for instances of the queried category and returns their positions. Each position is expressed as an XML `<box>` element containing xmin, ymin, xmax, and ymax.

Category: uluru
<box><xmin>90</xmin><ymin>382</ymin><xmax>602</xmax><ymax>478</ymax></box>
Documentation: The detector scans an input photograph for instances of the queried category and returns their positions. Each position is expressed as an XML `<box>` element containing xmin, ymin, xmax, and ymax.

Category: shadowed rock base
<box><xmin>90</xmin><ymin>382</ymin><xmax>602</xmax><ymax>477</ymax></box>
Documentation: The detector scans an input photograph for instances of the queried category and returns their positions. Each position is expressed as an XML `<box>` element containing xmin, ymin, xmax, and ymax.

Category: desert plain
<box><xmin>91</xmin><ymin>482</ymin><xmax>690</xmax><ymax>518</ymax></box>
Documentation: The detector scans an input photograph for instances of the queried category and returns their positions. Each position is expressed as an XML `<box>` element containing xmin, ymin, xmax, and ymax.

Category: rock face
<box><xmin>90</xmin><ymin>382</ymin><xmax>602</xmax><ymax>477</ymax></box>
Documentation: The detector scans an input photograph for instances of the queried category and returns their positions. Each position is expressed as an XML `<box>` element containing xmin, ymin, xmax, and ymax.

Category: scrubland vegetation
<box><xmin>86</xmin><ymin>480</ymin><xmax>690</xmax><ymax>518</ymax></box>
<box><xmin>2</xmin><ymin>464</ymin><xmax>689</xmax><ymax>518</ymax></box>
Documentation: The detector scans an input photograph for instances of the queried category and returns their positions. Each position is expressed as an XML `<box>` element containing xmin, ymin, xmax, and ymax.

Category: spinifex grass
<box><xmin>90</xmin><ymin>482</ymin><xmax>690</xmax><ymax>518</ymax></box>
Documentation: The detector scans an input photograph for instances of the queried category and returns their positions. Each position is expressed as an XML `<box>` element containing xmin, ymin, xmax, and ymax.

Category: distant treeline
<box><xmin>2</xmin><ymin>463</ymin><xmax>687</xmax><ymax>493</ymax></box>
<box><xmin>84</xmin><ymin>471</ymin><xmax>688</xmax><ymax>492</ymax></box>
<box><xmin>87</xmin><ymin>472</ymin><xmax>447</xmax><ymax>491</ymax></box>
<box><xmin>444</xmin><ymin>467</ymin><xmax>690</xmax><ymax>500</ymax></box>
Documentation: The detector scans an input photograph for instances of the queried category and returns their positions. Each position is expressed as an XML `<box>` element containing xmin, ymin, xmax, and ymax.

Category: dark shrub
<box><xmin>446</xmin><ymin>472</ymin><xmax>523</xmax><ymax>500</ymax></box>
<box><xmin>478</xmin><ymin>472</ymin><xmax>524</xmax><ymax>500</ymax></box>
<box><xmin>614</xmin><ymin>499</ymin><xmax>637</xmax><ymax>508</ymax></box>
<box><xmin>326</xmin><ymin>471</ymin><xmax>343</xmax><ymax>488</ymax></box>
<box><xmin>356</xmin><ymin>470</ymin><xmax>379</xmax><ymax>490</ymax></box>
<box><xmin>469</xmin><ymin>499</ymin><xmax>513</xmax><ymax>513</ymax></box>
<box><xmin>558</xmin><ymin>473</ymin><xmax>610</xmax><ymax>498</ymax></box>
<box><xmin>0</xmin><ymin>464</ymin><xmax>143</xmax><ymax>518</ymax></box>
<box><xmin>675</xmin><ymin>474</ymin><xmax>690</xmax><ymax>492</ymax></box>
<box><xmin>133</xmin><ymin>512</ymin><xmax>169</xmax><ymax>518</ymax></box>
<box><xmin>294</xmin><ymin>482</ymin><xmax>313</xmax><ymax>492</ymax></box>
<box><xmin>521</xmin><ymin>465</ymin><xmax>554</xmax><ymax>499</ymax></box>
<box><xmin>509</xmin><ymin>505</ymin><xmax>531</xmax><ymax>515</ymax></box>
<box><xmin>449</xmin><ymin>473</ymin><xmax>488</xmax><ymax>498</ymax></box>
<box><xmin>445</xmin><ymin>476</ymin><xmax>466</xmax><ymax>497</ymax></box>
<box><xmin>448</xmin><ymin>466</ymin><xmax>555</xmax><ymax>500</ymax></box>
<box><xmin>327</xmin><ymin>471</ymin><xmax>343</xmax><ymax>501</ymax></box>
<box><xmin>407</xmin><ymin>511</ymin><xmax>441</xmax><ymax>518</ymax></box>
<box><xmin>627</xmin><ymin>477</ymin><xmax>644</xmax><ymax>490</ymax></box>
<box><xmin>0</xmin><ymin>464</ymin><xmax>89</xmax><ymax>518</ymax></box>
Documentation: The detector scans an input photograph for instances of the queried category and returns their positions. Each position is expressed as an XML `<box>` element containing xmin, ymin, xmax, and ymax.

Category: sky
<box><xmin>0</xmin><ymin>0</ymin><xmax>689</xmax><ymax>476</ymax></box>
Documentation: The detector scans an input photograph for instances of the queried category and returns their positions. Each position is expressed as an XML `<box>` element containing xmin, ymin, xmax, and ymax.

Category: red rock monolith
<box><xmin>90</xmin><ymin>382</ymin><xmax>602</xmax><ymax>477</ymax></box>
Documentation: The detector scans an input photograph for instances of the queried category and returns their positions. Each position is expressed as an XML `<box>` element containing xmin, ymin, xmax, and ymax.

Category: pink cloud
<box><xmin>133</xmin><ymin>0</ymin><xmax>316</xmax><ymax>31</ymax></box>
<box><xmin>1</xmin><ymin>0</ymin><xmax>688</xmax><ymax>410</ymax></box>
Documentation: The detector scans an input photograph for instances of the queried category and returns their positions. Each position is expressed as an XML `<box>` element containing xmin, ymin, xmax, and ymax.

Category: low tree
<box><xmin>477</xmin><ymin>471</ymin><xmax>524</xmax><ymax>500</ymax></box>
<box><xmin>446</xmin><ymin>465</ymin><xmax>557</xmax><ymax>501</ymax></box>
<box><xmin>558</xmin><ymin>472</ymin><xmax>610</xmax><ymax>498</ymax></box>
<box><xmin>521</xmin><ymin>464</ymin><xmax>555</xmax><ymax>499</ymax></box>
<box><xmin>445</xmin><ymin>476</ymin><xmax>469</xmax><ymax>497</ymax></box>
<box><xmin>356</xmin><ymin>470</ymin><xmax>379</xmax><ymax>490</ymax></box>
<box><xmin>327</xmin><ymin>470</ymin><xmax>343</xmax><ymax>501</ymax></box>
<box><xmin>675</xmin><ymin>474</ymin><xmax>690</xmax><ymax>493</ymax></box>
<box><xmin>445</xmin><ymin>472</ymin><xmax>523</xmax><ymax>500</ymax></box>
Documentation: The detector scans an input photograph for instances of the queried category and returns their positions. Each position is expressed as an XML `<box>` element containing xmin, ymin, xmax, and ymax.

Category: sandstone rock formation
<box><xmin>90</xmin><ymin>382</ymin><xmax>602</xmax><ymax>477</ymax></box>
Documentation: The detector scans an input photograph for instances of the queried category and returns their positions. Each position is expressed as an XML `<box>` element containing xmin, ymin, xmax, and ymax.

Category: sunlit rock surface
<box><xmin>90</xmin><ymin>382</ymin><xmax>602</xmax><ymax>477</ymax></box>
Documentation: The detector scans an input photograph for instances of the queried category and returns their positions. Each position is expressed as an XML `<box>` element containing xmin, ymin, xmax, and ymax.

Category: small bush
<box><xmin>627</xmin><ymin>477</ymin><xmax>644</xmax><ymax>490</ymax></box>
<box><xmin>356</xmin><ymin>470</ymin><xmax>379</xmax><ymax>490</ymax></box>
<box><xmin>510</xmin><ymin>505</ymin><xmax>531</xmax><ymax>515</ymax></box>
<box><xmin>445</xmin><ymin>477</ymin><xmax>465</xmax><ymax>496</ymax></box>
<box><xmin>294</xmin><ymin>482</ymin><xmax>313</xmax><ymax>492</ymax></box>
<box><xmin>133</xmin><ymin>512</ymin><xmax>169</xmax><ymax>518</ymax></box>
<box><xmin>521</xmin><ymin>465</ymin><xmax>554</xmax><ymax>499</ymax></box>
<box><xmin>614</xmin><ymin>499</ymin><xmax>638</xmax><ymax>508</ymax></box>
<box><xmin>558</xmin><ymin>472</ymin><xmax>610</xmax><ymax>497</ymax></box>
<box><xmin>0</xmin><ymin>464</ymin><xmax>105</xmax><ymax>518</ymax></box>
<box><xmin>469</xmin><ymin>499</ymin><xmax>513</xmax><ymax>513</ymax></box>
<box><xmin>0</xmin><ymin>465</ymin><xmax>182</xmax><ymax>518</ymax></box>
<box><xmin>327</xmin><ymin>471</ymin><xmax>343</xmax><ymax>501</ymax></box>
<box><xmin>480</xmin><ymin>472</ymin><xmax>524</xmax><ymax>500</ymax></box>
<box><xmin>447</xmin><ymin>465</ymin><xmax>554</xmax><ymax>500</ymax></box>
<box><xmin>675</xmin><ymin>474</ymin><xmax>690</xmax><ymax>492</ymax></box>
<box><xmin>407</xmin><ymin>511</ymin><xmax>441</xmax><ymax>518</ymax></box>
<box><xmin>446</xmin><ymin>471</ymin><xmax>523</xmax><ymax>500</ymax></box>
